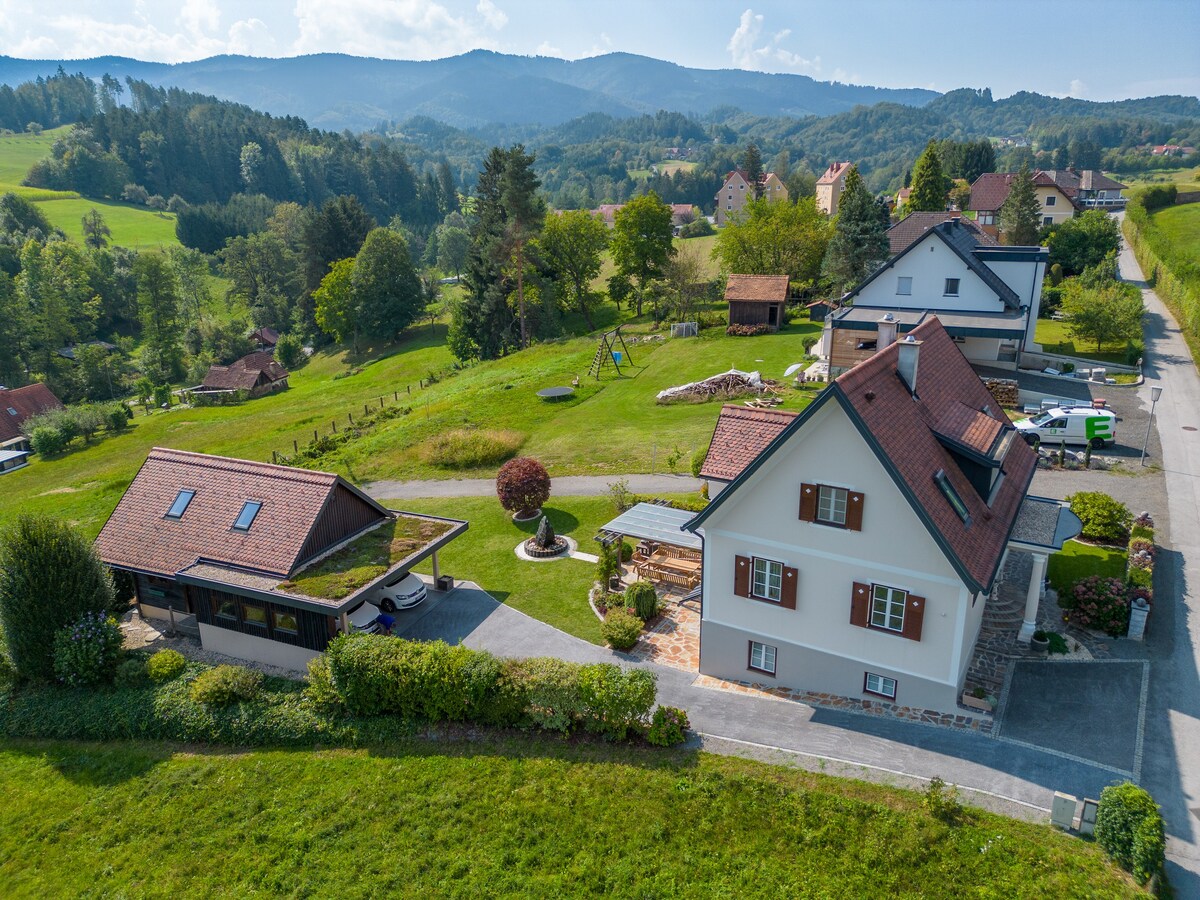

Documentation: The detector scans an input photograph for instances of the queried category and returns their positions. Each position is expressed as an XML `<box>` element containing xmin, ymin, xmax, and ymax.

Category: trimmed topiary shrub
<box><xmin>625</xmin><ymin>581</ymin><xmax>659</xmax><ymax>621</ymax></box>
<box><xmin>496</xmin><ymin>457</ymin><xmax>552</xmax><ymax>518</ymax></box>
<box><xmin>0</xmin><ymin>515</ymin><xmax>118</xmax><ymax>681</ymax></box>
<box><xmin>146</xmin><ymin>648</ymin><xmax>186</xmax><ymax>683</ymax></box>
<box><xmin>304</xmin><ymin>655</ymin><xmax>342</xmax><ymax>710</ymax></box>
<box><xmin>52</xmin><ymin>612</ymin><xmax>123</xmax><ymax>687</ymax></box>
<box><xmin>1095</xmin><ymin>782</ymin><xmax>1165</xmax><ymax>885</ymax></box>
<box><xmin>1067</xmin><ymin>492</ymin><xmax>1132</xmax><ymax>544</ymax></box>
<box><xmin>189</xmin><ymin>664</ymin><xmax>263</xmax><ymax>706</ymax></box>
<box><xmin>647</xmin><ymin>705</ymin><xmax>690</xmax><ymax>746</ymax></box>
<box><xmin>601</xmin><ymin>608</ymin><xmax>643</xmax><ymax>651</ymax></box>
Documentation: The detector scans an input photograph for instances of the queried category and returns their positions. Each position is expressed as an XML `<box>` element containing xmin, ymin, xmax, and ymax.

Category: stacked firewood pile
<box><xmin>982</xmin><ymin>377</ymin><xmax>1019</xmax><ymax>408</ymax></box>
<box><xmin>657</xmin><ymin>369</ymin><xmax>779</xmax><ymax>403</ymax></box>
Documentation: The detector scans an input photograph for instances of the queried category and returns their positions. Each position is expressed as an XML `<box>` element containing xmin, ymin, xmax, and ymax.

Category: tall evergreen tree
<box><xmin>499</xmin><ymin>145</ymin><xmax>545</xmax><ymax>349</ymax></box>
<box><xmin>908</xmin><ymin>141</ymin><xmax>948</xmax><ymax>212</ymax></box>
<box><xmin>998</xmin><ymin>165</ymin><xmax>1042</xmax><ymax>246</ymax></box>
<box><xmin>741</xmin><ymin>144</ymin><xmax>764</xmax><ymax>199</ymax></box>
<box><xmin>134</xmin><ymin>252</ymin><xmax>183</xmax><ymax>383</ymax></box>
<box><xmin>820</xmin><ymin>166</ymin><xmax>890</xmax><ymax>294</ymax></box>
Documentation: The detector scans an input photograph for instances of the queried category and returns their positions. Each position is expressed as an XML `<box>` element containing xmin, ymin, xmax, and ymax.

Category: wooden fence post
<box><xmin>293</xmin><ymin>440</ymin><xmax>298</xmax><ymax>452</ymax></box>
<box><xmin>332</xmin><ymin>421</ymin><xmax>337</xmax><ymax>433</ymax></box>
<box><xmin>349</xmin><ymin>412</ymin><xmax>353</xmax><ymax>424</ymax></box>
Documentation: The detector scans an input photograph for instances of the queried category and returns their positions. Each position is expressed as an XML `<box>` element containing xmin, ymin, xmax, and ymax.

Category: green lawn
<box><xmin>0</xmin><ymin>320</ymin><xmax>820</xmax><ymax>541</ymax></box>
<box><xmin>1034</xmin><ymin>318</ymin><xmax>1136</xmax><ymax>365</ymax></box>
<box><xmin>398</xmin><ymin>494</ymin><xmax>632</xmax><ymax>644</ymax></box>
<box><xmin>0</xmin><ymin>739</ymin><xmax>1143</xmax><ymax>897</ymax></box>
<box><xmin>1115</xmin><ymin>165</ymin><xmax>1200</xmax><ymax>194</ymax></box>
<box><xmin>0</xmin><ymin>125</ymin><xmax>179</xmax><ymax>249</ymax></box>
<box><xmin>1047</xmin><ymin>540</ymin><xmax>1128</xmax><ymax>595</ymax></box>
<box><xmin>1151</xmin><ymin>202</ymin><xmax>1200</xmax><ymax>259</ymax></box>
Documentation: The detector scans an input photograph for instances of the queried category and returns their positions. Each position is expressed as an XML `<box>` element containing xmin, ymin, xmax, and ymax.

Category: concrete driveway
<box><xmin>997</xmin><ymin>660</ymin><xmax>1149</xmax><ymax>777</ymax></box>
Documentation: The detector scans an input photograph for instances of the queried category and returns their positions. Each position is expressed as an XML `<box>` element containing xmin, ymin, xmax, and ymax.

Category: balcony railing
<box><xmin>1076</xmin><ymin>196</ymin><xmax>1127</xmax><ymax>209</ymax></box>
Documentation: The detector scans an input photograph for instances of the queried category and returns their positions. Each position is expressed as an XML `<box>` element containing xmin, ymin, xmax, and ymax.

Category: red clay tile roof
<box><xmin>887</xmin><ymin>212</ymin><xmax>997</xmax><ymax>255</ymax></box>
<box><xmin>700</xmin><ymin>405</ymin><xmax>798</xmax><ymax>481</ymax></box>
<box><xmin>0</xmin><ymin>383</ymin><xmax>64</xmax><ymax>443</ymax></box>
<box><xmin>200</xmin><ymin>351</ymin><xmax>289</xmax><ymax>392</ymax></box>
<box><xmin>968</xmin><ymin>172</ymin><xmax>1016</xmax><ymax>212</ymax></box>
<box><xmin>835</xmin><ymin>318</ymin><xmax>1036</xmax><ymax>591</ymax></box>
<box><xmin>251</xmin><ymin>326</ymin><xmax>280</xmax><ymax>346</ymax></box>
<box><xmin>94</xmin><ymin>448</ymin><xmax>387</xmax><ymax>578</ymax></box>
<box><xmin>934</xmin><ymin>400</ymin><xmax>1005</xmax><ymax>456</ymax></box>
<box><xmin>818</xmin><ymin>161</ymin><xmax>852</xmax><ymax>184</ymax></box>
<box><xmin>725</xmin><ymin>274</ymin><xmax>789</xmax><ymax>302</ymax></box>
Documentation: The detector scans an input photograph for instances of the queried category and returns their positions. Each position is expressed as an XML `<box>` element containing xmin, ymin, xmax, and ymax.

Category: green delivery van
<box><xmin>1013</xmin><ymin>406</ymin><xmax>1117</xmax><ymax>448</ymax></box>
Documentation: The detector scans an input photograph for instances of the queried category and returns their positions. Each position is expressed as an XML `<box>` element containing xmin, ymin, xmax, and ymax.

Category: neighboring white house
<box><xmin>687</xmin><ymin>317</ymin><xmax>1077</xmax><ymax>715</ymax></box>
<box><xmin>822</xmin><ymin>217</ymin><xmax>1047</xmax><ymax>376</ymax></box>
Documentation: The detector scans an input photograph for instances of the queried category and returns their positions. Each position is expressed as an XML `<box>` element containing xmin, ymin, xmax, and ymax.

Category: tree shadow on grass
<box><xmin>512</xmin><ymin>507</ymin><xmax>580</xmax><ymax>536</ymax></box>
<box><xmin>3</xmin><ymin>738</ymin><xmax>171</xmax><ymax>786</ymax></box>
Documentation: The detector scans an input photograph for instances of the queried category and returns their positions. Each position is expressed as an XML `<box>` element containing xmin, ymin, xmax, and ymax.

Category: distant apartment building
<box><xmin>816</xmin><ymin>161</ymin><xmax>853</xmax><ymax>215</ymax></box>
<box><xmin>714</xmin><ymin>169</ymin><xmax>788</xmax><ymax>226</ymax></box>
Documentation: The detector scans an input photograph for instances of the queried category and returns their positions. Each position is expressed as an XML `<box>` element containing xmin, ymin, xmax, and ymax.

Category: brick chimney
<box><xmin>897</xmin><ymin>335</ymin><xmax>923</xmax><ymax>395</ymax></box>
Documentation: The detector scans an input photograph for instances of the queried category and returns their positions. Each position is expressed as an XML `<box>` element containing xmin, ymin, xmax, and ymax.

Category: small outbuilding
<box><xmin>725</xmin><ymin>274</ymin><xmax>789</xmax><ymax>332</ymax></box>
<box><xmin>198</xmin><ymin>351</ymin><xmax>289</xmax><ymax>400</ymax></box>
<box><xmin>250</xmin><ymin>326</ymin><xmax>280</xmax><ymax>350</ymax></box>
<box><xmin>0</xmin><ymin>382</ymin><xmax>64</xmax><ymax>452</ymax></box>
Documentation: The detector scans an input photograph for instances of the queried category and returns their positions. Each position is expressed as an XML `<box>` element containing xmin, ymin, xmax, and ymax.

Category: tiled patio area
<box><xmin>629</xmin><ymin>599</ymin><xmax>700</xmax><ymax>671</ymax></box>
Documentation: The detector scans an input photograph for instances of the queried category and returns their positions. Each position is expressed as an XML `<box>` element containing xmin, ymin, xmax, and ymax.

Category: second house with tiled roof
<box><xmin>686</xmin><ymin>317</ymin><xmax>1078</xmax><ymax>715</ymax></box>
<box><xmin>714</xmin><ymin>169</ymin><xmax>788</xmax><ymax>226</ymax></box>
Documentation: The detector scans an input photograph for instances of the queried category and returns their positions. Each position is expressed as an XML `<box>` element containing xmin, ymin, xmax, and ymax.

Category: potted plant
<box><xmin>1031</xmin><ymin>630</ymin><xmax>1050</xmax><ymax>653</ymax></box>
<box><xmin>961</xmin><ymin>685</ymin><xmax>995</xmax><ymax>713</ymax></box>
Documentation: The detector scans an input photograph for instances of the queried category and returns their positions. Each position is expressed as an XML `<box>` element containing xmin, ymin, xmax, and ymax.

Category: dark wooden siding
<box><xmin>728</xmin><ymin>301</ymin><xmax>783</xmax><ymax>330</ymax></box>
<box><xmin>136</xmin><ymin>573</ymin><xmax>189</xmax><ymax>612</ymax></box>
<box><xmin>298</xmin><ymin>485</ymin><xmax>386</xmax><ymax>564</ymax></box>
<box><xmin>190</xmin><ymin>585</ymin><xmax>333</xmax><ymax>652</ymax></box>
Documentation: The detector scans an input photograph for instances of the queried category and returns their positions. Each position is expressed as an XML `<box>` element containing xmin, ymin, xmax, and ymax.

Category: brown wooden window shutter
<box><xmin>845</xmin><ymin>491</ymin><xmax>865</xmax><ymax>531</ymax></box>
<box><xmin>850</xmin><ymin>582</ymin><xmax>870</xmax><ymax>628</ymax></box>
<box><xmin>901</xmin><ymin>595</ymin><xmax>926</xmax><ymax>641</ymax></box>
<box><xmin>798</xmin><ymin>483</ymin><xmax>817</xmax><ymax>522</ymax></box>
<box><xmin>734</xmin><ymin>555</ymin><xmax>751</xmax><ymax>597</ymax></box>
<box><xmin>780</xmin><ymin>566</ymin><xmax>798</xmax><ymax>609</ymax></box>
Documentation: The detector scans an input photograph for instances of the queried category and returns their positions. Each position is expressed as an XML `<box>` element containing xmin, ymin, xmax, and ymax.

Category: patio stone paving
<box><xmin>630</xmin><ymin>599</ymin><xmax>700</xmax><ymax>671</ymax></box>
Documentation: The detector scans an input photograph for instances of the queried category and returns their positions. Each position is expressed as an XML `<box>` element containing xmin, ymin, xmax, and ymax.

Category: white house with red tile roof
<box><xmin>686</xmin><ymin>317</ymin><xmax>1078</xmax><ymax>714</ymax></box>
<box><xmin>714</xmin><ymin>169</ymin><xmax>788</xmax><ymax>226</ymax></box>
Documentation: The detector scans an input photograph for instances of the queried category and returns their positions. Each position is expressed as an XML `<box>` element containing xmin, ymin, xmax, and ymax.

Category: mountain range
<box><xmin>0</xmin><ymin>51</ymin><xmax>941</xmax><ymax>130</ymax></box>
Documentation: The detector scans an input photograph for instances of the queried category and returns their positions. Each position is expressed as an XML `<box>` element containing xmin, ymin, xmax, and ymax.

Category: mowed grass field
<box><xmin>0</xmin><ymin>319</ymin><xmax>822</xmax><ymax>539</ymax></box>
<box><xmin>1034</xmin><ymin>318</ymin><xmax>1136</xmax><ymax>364</ymax></box>
<box><xmin>0</xmin><ymin>740</ymin><xmax>1143</xmax><ymax>898</ymax></box>
<box><xmin>1116</xmin><ymin>165</ymin><xmax>1200</xmax><ymax>194</ymax></box>
<box><xmin>0</xmin><ymin>126</ymin><xmax>179</xmax><ymax>249</ymax></box>
<box><xmin>1150</xmin><ymin>201</ymin><xmax>1200</xmax><ymax>257</ymax></box>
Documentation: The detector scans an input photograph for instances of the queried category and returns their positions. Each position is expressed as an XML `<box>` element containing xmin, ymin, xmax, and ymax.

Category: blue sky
<box><xmin>2</xmin><ymin>0</ymin><xmax>1196</xmax><ymax>100</ymax></box>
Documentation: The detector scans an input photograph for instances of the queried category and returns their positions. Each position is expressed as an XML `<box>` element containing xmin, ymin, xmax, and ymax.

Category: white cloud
<box><xmin>1068</xmin><ymin>78</ymin><xmax>1087</xmax><ymax>97</ymax></box>
<box><xmin>227</xmin><ymin>17</ymin><xmax>276</xmax><ymax>57</ymax></box>
<box><xmin>476</xmin><ymin>0</ymin><xmax>507</xmax><ymax>31</ymax></box>
<box><xmin>727</xmin><ymin>8</ymin><xmax>820</xmax><ymax>75</ymax></box>
<box><xmin>180</xmin><ymin>0</ymin><xmax>220</xmax><ymax>37</ymax></box>
<box><xmin>292</xmin><ymin>0</ymin><xmax>498</xmax><ymax>59</ymax></box>
<box><xmin>535</xmin><ymin>40</ymin><xmax>562</xmax><ymax>57</ymax></box>
<box><xmin>33</xmin><ymin>13</ymin><xmax>225</xmax><ymax>61</ymax></box>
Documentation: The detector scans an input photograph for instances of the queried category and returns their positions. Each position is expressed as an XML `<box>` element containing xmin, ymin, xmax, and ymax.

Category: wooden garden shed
<box><xmin>726</xmin><ymin>274</ymin><xmax>788</xmax><ymax>332</ymax></box>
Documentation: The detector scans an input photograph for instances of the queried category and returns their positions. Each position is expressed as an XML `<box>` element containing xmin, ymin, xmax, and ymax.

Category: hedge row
<box><xmin>325</xmin><ymin>635</ymin><xmax>657</xmax><ymax>741</ymax></box>
<box><xmin>1124</xmin><ymin>192</ymin><xmax>1200</xmax><ymax>357</ymax></box>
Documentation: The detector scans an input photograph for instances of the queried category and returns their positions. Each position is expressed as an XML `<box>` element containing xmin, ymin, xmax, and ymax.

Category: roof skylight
<box><xmin>934</xmin><ymin>469</ymin><xmax>971</xmax><ymax>525</ymax></box>
<box><xmin>233</xmin><ymin>500</ymin><xmax>263</xmax><ymax>531</ymax></box>
<box><xmin>166</xmin><ymin>489</ymin><xmax>195</xmax><ymax>519</ymax></box>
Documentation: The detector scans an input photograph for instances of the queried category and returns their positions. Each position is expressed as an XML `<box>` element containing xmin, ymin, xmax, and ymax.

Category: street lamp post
<box><xmin>1140</xmin><ymin>385</ymin><xmax>1163</xmax><ymax>467</ymax></box>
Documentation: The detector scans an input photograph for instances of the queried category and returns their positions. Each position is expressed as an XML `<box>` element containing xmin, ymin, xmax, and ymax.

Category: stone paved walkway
<box><xmin>630</xmin><ymin>600</ymin><xmax>699</xmax><ymax>671</ymax></box>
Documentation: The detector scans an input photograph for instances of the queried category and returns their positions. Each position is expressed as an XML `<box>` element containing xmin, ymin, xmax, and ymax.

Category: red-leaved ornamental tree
<box><xmin>497</xmin><ymin>457</ymin><xmax>551</xmax><ymax>518</ymax></box>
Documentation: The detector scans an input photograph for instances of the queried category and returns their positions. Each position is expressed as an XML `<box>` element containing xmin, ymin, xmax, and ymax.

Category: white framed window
<box><xmin>864</xmin><ymin>672</ymin><xmax>897</xmax><ymax>699</ymax></box>
<box><xmin>896</xmin><ymin>276</ymin><xmax>912</xmax><ymax>296</ymax></box>
<box><xmin>870</xmin><ymin>584</ymin><xmax>907</xmax><ymax>632</ymax></box>
<box><xmin>751</xmin><ymin>557</ymin><xmax>783</xmax><ymax>602</ymax></box>
<box><xmin>817</xmin><ymin>485</ymin><xmax>848</xmax><ymax>526</ymax></box>
<box><xmin>1043</xmin><ymin>216</ymin><xmax>1054</xmax><ymax>227</ymax></box>
<box><xmin>748</xmin><ymin>641</ymin><xmax>777</xmax><ymax>675</ymax></box>
<box><xmin>943</xmin><ymin>277</ymin><xmax>960</xmax><ymax>297</ymax></box>
<box><xmin>1045</xmin><ymin>195</ymin><xmax>1056</xmax><ymax>207</ymax></box>
<box><xmin>978</xmin><ymin>212</ymin><xmax>994</xmax><ymax>225</ymax></box>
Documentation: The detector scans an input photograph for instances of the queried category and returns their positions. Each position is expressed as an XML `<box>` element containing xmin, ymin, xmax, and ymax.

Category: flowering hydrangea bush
<box><xmin>52</xmin><ymin>612</ymin><xmax>124</xmax><ymax>686</ymax></box>
<box><xmin>1068</xmin><ymin>576</ymin><xmax>1130</xmax><ymax>637</ymax></box>
<box><xmin>647</xmin><ymin>705</ymin><xmax>690</xmax><ymax>746</ymax></box>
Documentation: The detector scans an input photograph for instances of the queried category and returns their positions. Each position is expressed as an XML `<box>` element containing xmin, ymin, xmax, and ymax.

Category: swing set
<box><xmin>587</xmin><ymin>326</ymin><xmax>635</xmax><ymax>379</ymax></box>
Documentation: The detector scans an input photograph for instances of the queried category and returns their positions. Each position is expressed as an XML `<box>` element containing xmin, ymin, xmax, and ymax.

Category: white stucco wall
<box><xmin>857</xmin><ymin>237</ymin><xmax>1005</xmax><ymax>313</ymax></box>
<box><xmin>198</xmin><ymin>622</ymin><xmax>319</xmax><ymax>673</ymax></box>
<box><xmin>983</xmin><ymin>257</ymin><xmax>1046</xmax><ymax>346</ymax></box>
<box><xmin>698</xmin><ymin>400</ymin><xmax>974</xmax><ymax>702</ymax></box>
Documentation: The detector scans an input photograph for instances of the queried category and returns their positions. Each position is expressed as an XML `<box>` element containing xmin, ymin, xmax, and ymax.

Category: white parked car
<box><xmin>347</xmin><ymin>600</ymin><xmax>383</xmax><ymax>634</ymax></box>
<box><xmin>376</xmin><ymin>572</ymin><xmax>427</xmax><ymax>613</ymax></box>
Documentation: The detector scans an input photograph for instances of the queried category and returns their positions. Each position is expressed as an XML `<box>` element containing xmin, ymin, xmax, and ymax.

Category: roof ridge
<box><xmin>147</xmin><ymin>447</ymin><xmax>338</xmax><ymax>483</ymax></box>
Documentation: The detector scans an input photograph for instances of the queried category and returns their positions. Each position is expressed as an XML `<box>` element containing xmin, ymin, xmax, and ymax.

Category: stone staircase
<box><xmin>963</xmin><ymin>553</ymin><xmax>1032</xmax><ymax>700</ymax></box>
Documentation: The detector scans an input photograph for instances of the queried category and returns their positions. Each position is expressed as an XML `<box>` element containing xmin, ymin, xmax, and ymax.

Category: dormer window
<box><xmin>233</xmin><ymin>500</ymin><xmax>262</xmax><ymax>531</ymax></box>
<box><xmin>934</xmin><ymin>469</ymin><xmax>971</xmax><ymax>524</ymax></box>
<box><xmin>165</xmin><ymin>489</ymin><xmax>195</xmax><ymax>519</ymax></box>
